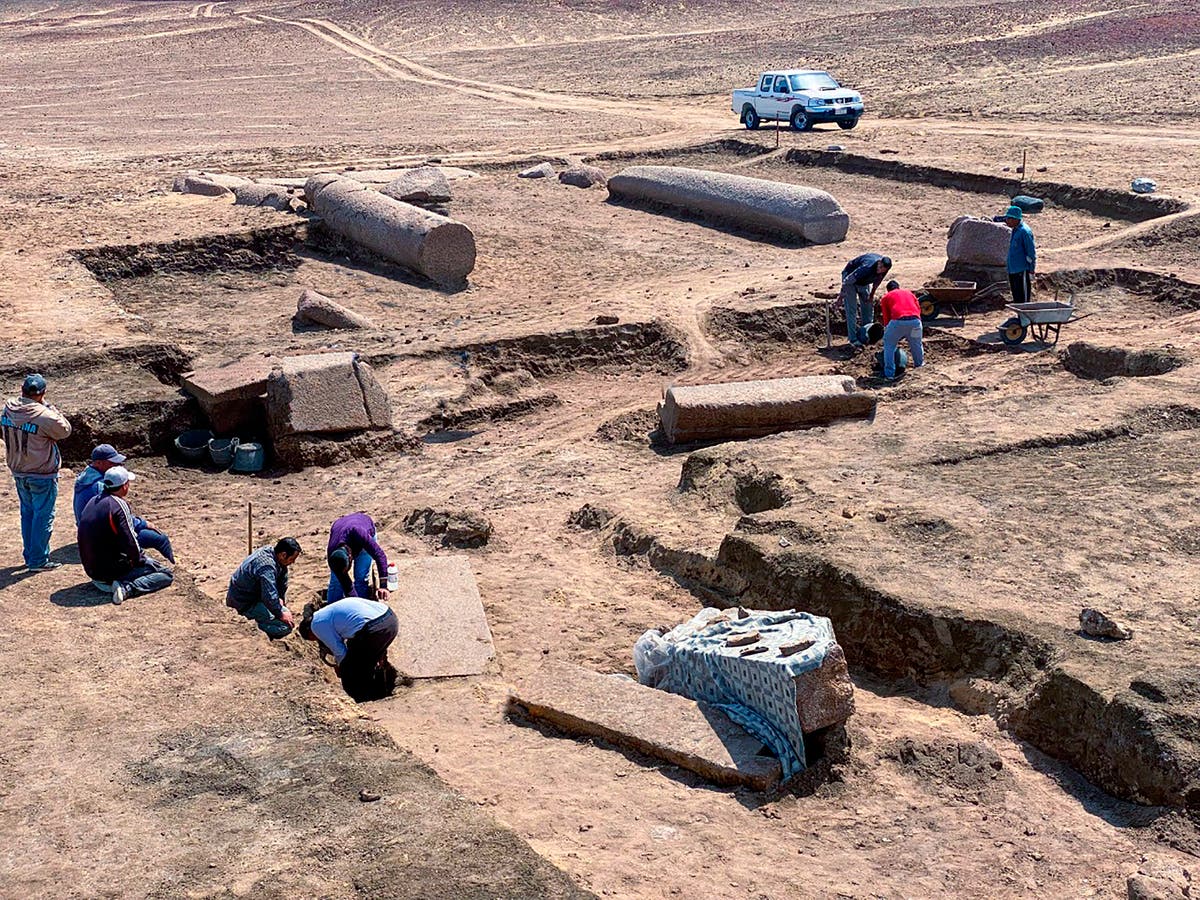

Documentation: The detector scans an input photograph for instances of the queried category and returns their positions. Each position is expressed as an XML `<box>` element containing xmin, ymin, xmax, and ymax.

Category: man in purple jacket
<box><xmin>326</xmin><ymin>512</ymin><xmax>390</xmax><ymax>603</ymax></box>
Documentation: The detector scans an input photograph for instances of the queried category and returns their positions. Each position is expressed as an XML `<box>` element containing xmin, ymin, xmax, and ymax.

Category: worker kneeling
<box><xmin>300</xmin><ymin>596</ymin><xmax>400</xmax><ymax>702</ymax></box>
<box><xmin>78</xmin><ymin>466</ymin><xmax>173</xmax><ymax>605</ymax></box>
<box><xmin>879</xmin><ymin>279</ymin><xmax>925</xmax><ymax>380</ymax></box>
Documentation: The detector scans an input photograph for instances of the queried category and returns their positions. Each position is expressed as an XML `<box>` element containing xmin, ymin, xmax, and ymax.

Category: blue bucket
<box><xmin>208</xmin><ymin>437</ymin><xmax>240</xmax><ymax>467</ymax></box>
<box><xmin>231</xmin><ymin>442</ymin><xmax>264</xmax><ymax>474</ymax></box>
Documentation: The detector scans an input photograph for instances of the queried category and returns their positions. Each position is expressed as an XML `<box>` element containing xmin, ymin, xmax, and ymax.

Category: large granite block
<box><xmin>181</xmin><ymin>355</ymin><xmax>275</xmax><ymax>433</ymax></box>
<box><xmin>266</xmin><ymin>352</ymin><xmax>370</xmax><ymax>437</ymax></box>
<box><xmin>658</xmin><ymin>375</ymin><xmax>875</xmax><ymax>445</ymax></box>
<box><xmin>511</xmin><ymin>660</ymin><xmax>782</xmax><ymax>790</ymax></box>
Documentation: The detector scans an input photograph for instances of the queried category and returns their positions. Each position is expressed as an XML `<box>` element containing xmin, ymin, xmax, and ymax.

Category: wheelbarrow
<box><xmin>917</xmin><ymin>281</ymin><xmax>977</xmax><ymax>323</ymax></box>
<box><xmin>999</xmin><ymin>298</ymin><xmax>1090</xmax><ymax>346</ymax></box>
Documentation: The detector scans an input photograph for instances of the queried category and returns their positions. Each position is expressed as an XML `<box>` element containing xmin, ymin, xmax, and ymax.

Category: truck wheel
<box><xmin>743</xmin><ymin>105</ymin><xmax>760</xmax><ymax>130</ymax></box>
<box><xmin>789</xmin><ymin>108</ymin><xmax>812</xmax><ymax>132</ymax></box>
<box><xmin>837</xmin><ymin>118</ymin><xmax>859</xmax><ymax>130</ymax></box>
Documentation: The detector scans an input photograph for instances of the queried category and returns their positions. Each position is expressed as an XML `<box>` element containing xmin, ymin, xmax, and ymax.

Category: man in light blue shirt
<box><xmin>1005</xmin><ymin>205</ymin><xmax>1036</xmax><ymax>306</ymax></box>
<box><xmin>301</xmin><ymin>596</ymin><xmax>399</xmax><ymax>702</ymax></box>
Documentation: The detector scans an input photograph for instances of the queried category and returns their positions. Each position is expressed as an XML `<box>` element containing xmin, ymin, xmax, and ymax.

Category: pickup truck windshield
<box><xmin>789</xmin><ymin>73</ymin><xmax>839</xmax><ymax>91</ymax></box>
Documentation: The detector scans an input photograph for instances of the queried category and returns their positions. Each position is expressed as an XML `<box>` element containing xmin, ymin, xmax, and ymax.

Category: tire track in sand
<box><xmin>258</xmin><ymin>14</ymin><xmax>728</xmax><ymax>129</ymax></box>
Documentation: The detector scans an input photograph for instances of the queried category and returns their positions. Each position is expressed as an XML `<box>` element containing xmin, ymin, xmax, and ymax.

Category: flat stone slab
<box><xmin>389</xmin><ymin>557</ymin><xmax>495</xmax><ymax>678</ymax></box>
<box><xmin>181</xmin><ymin>355</ymin><xmax>275</xmax><ymax>406</ymax></box>
<box><xmin>658</xmin><ymin>375</ymin><xmax>876</xmax><ymax>445</ymax></box>
<box><xmin>511</xmin><ymin>660</ymin><xmax>782</xmax><ymax>790</ymax></box>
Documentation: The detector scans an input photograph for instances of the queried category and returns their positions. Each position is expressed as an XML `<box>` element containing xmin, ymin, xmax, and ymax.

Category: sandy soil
<box><xmin>3</xmin><ymin>1</ymin><xmax>1200</xmax><ymax>898</ymax></box>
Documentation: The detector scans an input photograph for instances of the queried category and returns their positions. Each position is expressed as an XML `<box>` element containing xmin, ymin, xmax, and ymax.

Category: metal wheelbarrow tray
<box><xmin>1000</xmin><ymin>301</ymin><xmax>1090</xmax><ymax>346</ymax></box>
<box><xmin>918</xmin><ymin>281</ymin><xmax>977</xmax><ymax>322</ymax></box>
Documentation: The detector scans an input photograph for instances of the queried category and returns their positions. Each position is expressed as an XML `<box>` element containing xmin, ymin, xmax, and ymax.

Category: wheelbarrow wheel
<box><xmin>999</xmin><ymin>316</ymin><xmax>1027</xmax><ymax>346</ymax></box>
<box><xmin>918</xmin><ymin>293</ymin><xmax>938</xmax><ymax>322</ymax></box>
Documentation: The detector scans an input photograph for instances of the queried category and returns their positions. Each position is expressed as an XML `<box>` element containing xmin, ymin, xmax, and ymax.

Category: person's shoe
<box><xmin>112</xmin><ymin>582</ymin><xmax>126</xmax><ymax>605</ymax></box>
<box><xmin>29</xmin><ymin>561</ymin><xmax>62</xmax><ymax>572</ymax></box>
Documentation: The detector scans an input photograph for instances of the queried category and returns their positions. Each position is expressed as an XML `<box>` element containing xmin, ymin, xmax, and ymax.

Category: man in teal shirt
<box><xmin>1005</xmin><ymin>205</ymin><xmax>1036</xmax><ymax>305</ymax></box>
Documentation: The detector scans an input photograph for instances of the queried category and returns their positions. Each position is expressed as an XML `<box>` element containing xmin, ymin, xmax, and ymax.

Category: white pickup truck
<box><xmin>732</xmin><ymin>70</ymin><xmax>864</xmax><ymax>132</ymax></box>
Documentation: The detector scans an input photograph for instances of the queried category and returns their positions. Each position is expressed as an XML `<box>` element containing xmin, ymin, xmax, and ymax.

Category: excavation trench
<box><xmin>602</xmin><ymin>515</ymin><xmax>1199</xmax><ymax>808</ymax></box>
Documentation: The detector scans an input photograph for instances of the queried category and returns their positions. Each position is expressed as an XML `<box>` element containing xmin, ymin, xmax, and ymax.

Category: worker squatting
<box><xmin>2</xmin><ymin>371</ymin><xmax>400</xmax><ymax>704</ymax></box>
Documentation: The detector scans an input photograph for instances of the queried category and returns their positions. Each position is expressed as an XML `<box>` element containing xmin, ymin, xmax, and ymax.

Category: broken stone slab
<box><xmin>946</xmin><ymin>215</ymin><xmax>1011</xmax><ymax>267</ymax></box>
<box><xmin>380</xmin><ymin>166</ymin><xmax>451</xmax><ymax>204</ymax></box>
<box><xmin>266</xmin><ymin>352</ymin><xmax>391</xmax><ymax>438</ymax></box>
<box><xmin>1079</xmin><ymin>607</ymin><xmax>1133</xmax><ymax>640</ymax></box>
<box><xmin>658</xmin><ymin>375</ymin><xmax>876</xmax><ymax>445</ymax></box>
<box><xmin>512</xmin><ymin>660</ymin><xmax>781</xmax><ymax>790</ymax></box>
<box><xmin>388</xmin><ymin>556</ymin><xmax>495</xmax><ymax>678</ymax></box>
<box><xmin>294</xmin><ymin>288</ymin><xmax>374</xmax><ymax>330</ymax></box>
<box><xmin>305</xmin><ymin>174</ymin><xmax>476</xmax><ymax>286</ymax></box>
<box><xmin>518</xmin><ymin>162</ymin><xmax>555</xmax><ymax>179</ymax></box>
<box><xmin>558</xmin><ymin>164</ymin><xmax>607</xmax><ymax>189</ymax></box>
<box><xmin>607</xmin><ymin>166</ymin><xmax>849</xmax><ymax>244</ymax></box>
<box><xmin>181</xmin><ymin>355</ymin><xmax>276</xmax><ymax>433</ymax></box>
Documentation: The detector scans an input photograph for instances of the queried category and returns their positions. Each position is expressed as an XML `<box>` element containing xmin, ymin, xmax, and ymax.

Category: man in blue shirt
<box><xmin>300</xmin><ymin>596</ymin><xmax>400</xmax><ymax>702</ymax></box>
<box><xmin>838</xmin><ymin>253</ymin><xmax>892</xmax><ymax>347</ymax></box>
<box><xmin>74</xmin><ymin>443</ymin><xmax>174</xmax><ymax>563</ymax></box>
<box><xmin>1005</xmin><ymin>205</ymin><xmax>1036</xmax><ymax>305</ymax></box>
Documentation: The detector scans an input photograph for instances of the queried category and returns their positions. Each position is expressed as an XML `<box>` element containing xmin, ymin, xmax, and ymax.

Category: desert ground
<box><xmin>2</xmin><ymin>1</ymin><xmax>1200</xmax><ymax>897</ymax></box>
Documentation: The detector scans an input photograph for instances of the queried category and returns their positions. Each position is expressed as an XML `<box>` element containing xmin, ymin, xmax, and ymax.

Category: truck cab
<box><xmin>732</xmin><ymin>70</ymin><xmax>864</xmax><ymax>132</ymax></box>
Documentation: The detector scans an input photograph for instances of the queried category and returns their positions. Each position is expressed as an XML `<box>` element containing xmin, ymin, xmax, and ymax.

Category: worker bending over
<box><xmin>878</xmin><ymin>280</ymin><xmax>925</xmax><ymax>380</ymax></box>
<box><xmin>839</xmin><ymin>253</ymin><xmax>892</xmax><ymax>347</ymax></box>
<box><xmin>326</xmin><ymin>512</ymin><xmax>390</xmax><ymax>602</ymax></box>
<box><xmin>226</xmin><ymin>538</ymin><xmax>302</xmax><ymax>639</ymax></box>
<box><xmin>78</xmin><ymin>466</ymin><xmax>174</xmax><ymax>605</ymax></box>
<box><xmin>300</xmin><ymin>596</ymin><xmax>400</xmax><ymax>702</ymax></box>
<box><xmin>74</xmin><ymin>443</ymin><xmax>174</xmax><ymax>563</ymax></box>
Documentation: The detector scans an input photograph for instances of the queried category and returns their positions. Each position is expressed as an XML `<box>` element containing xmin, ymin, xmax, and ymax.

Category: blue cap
<box><xmin>1005</xmin><ymin>205</ymin><xmax>1023</xmax><ymax>220</ymax></box>
<box><xmin>91</xmin><ymin>444</ymin><xmax>127</xmax><ymax>463</ymax></box>
<box><xmin>22</xmin><ymin>374</ymin><xmax>46</xmax><ymax>396</ymax></box>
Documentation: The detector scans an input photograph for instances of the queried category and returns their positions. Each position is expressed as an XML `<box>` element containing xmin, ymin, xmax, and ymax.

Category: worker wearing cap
<box><xmin>78</xmin><ymin>466</ymin><xmax>174</xmax><ymax>605</ymax></box>
<box><xmin>838</xmin><ymin>254</ymin><xmax>892</xmax><ymax>347</ymax></box>
<box><xmin>73</xmin><ymin>443</ymin><xmax>175</xmax><ymax>563</ymax></box>
<box><xmin>3</xmin><ymin>374</ymin><xmax>72</xmax><ymax>571</ymax></box>
<box><xmin>1005</xmin><ymin>205</ymin><xmax>1036</xmax><ymax>306</ymax></box>
<box><xmin>878</xmin><ymin>279</ymin><xmax>926</xmax><ymax>380</ymax></box>
<box><xmin>326</xmin><ymin>512</ymin><xmax>390</xmax><ymax>603</ymax></box>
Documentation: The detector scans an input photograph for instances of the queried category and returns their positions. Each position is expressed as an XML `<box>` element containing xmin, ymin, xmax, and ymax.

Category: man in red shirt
<box><xmin>879</xmin><ymin>280</ymin><xmax>925</xmax><ymax>379</ymax></box>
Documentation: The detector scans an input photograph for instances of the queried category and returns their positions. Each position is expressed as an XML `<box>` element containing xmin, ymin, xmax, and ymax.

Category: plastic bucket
<box><xmin>231</xmin><ymin>442</ymin><xmax>265</xmax><ymax>473</ymax></box>
<box><xmin>875</xmin><ymin>347</ymin><xmax>909</xmax><ymax>374</ymax></box>
<box><xmin>175</xmin><ymin>429</ymin><xmax>214</xmax><ymax>463</ymax></box>
<box><xmin>208</xmin><ymin>436</ymin><xmax>240</xmax><ymax>467</ymax></box>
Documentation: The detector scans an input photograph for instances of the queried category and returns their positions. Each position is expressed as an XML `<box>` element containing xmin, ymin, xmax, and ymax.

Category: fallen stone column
<box><xmin>304</xmin><ymin>174</ymin><xmax>475</xmax><ymax>285</ymax></box>
<box><xmin>658</xmin><ymin>375</ymin><xmax>875</xmax><ymax>445</ymax></box>
<box><xmin>607</xmin><ymin>165</ymin><xmax>849</xmax><ymax>244</ymax></box>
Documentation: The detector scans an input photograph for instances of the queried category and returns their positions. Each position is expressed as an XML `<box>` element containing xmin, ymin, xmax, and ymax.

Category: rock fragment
<box><xmin>294</xmin><ymin>288</ymin><xmax>374</xmax><ymax>330</ymax></box>
<box><xmin>1079</xmin><ymin>607</ymin><xmax>1132</xmax><ymax>640</ymax></box>
<box><xmin>558</xmin><ymin>164</ymin><xmax>607</xmax><ymax>189</ymax></box>
<box><xmin>381</xmin><ymin>166</ymin><xmax>452</xmax><ymax>204</ymax></box>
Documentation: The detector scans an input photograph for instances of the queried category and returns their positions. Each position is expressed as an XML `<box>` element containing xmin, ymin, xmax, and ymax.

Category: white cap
<box><xmin>101</xmin><ymin>466</ymin><xmax>137</xmax><ymax>489</ymax></box>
